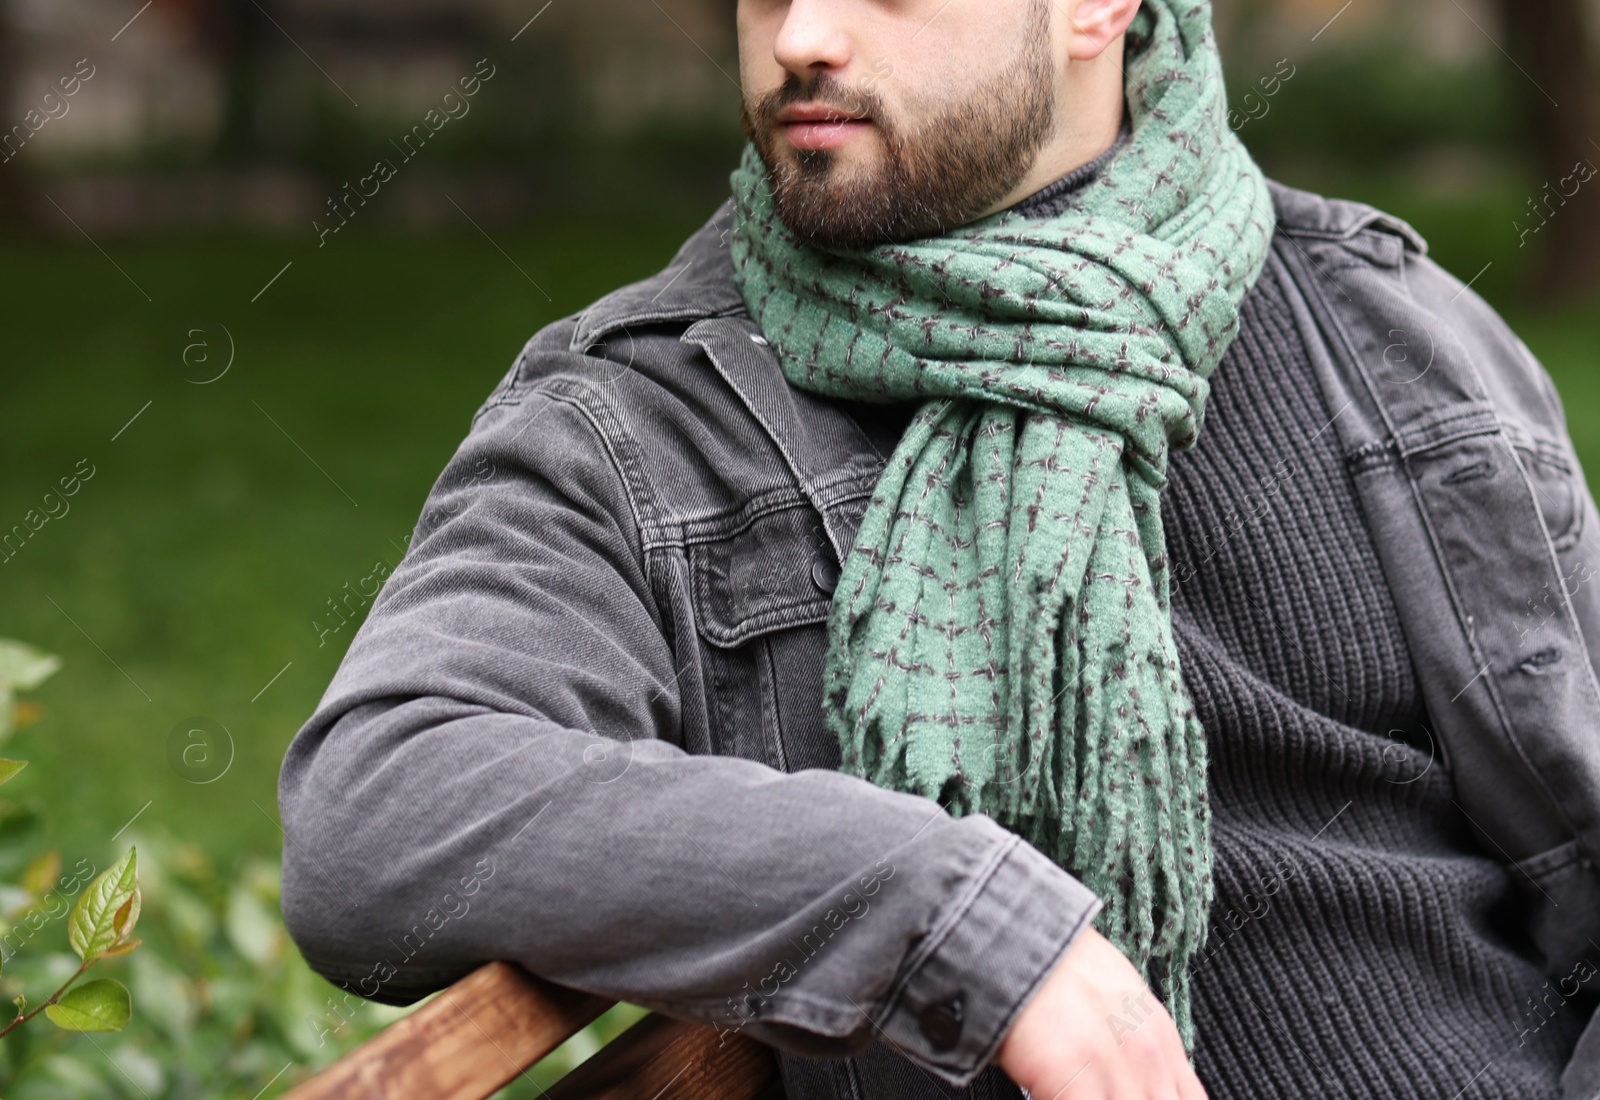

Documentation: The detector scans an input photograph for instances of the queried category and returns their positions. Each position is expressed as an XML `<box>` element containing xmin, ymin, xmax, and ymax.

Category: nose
<box><xmin>772</xmin><ymin>0</ymin><xmax>854</xmax><ymax>78</ymax></box>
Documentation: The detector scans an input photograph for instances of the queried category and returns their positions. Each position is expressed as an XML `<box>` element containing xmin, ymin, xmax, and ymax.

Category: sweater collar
<box><xmin>1003</xmin><ymin>116</ymin><xmax>1132</xmax><ymax>220</ymax></box>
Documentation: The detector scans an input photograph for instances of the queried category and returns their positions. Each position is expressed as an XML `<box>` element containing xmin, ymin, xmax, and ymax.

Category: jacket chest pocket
<box><xmin>688</xmin><ymin>503</ymin><xmax>844</xmax><ymax>773</ymax></box>
<box><xmin>1511</xmin><ymin>432</ymin><xmax>1584</xmax><ymax>553</ymax></box>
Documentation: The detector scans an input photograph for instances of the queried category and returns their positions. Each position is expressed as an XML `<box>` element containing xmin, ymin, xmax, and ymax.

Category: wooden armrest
<box><xmin>282</xmin><ymin>961</ymin><xmax>610</xmax><ymax>1099</ymax></box>
<box><xmin>280</xmin><ymin>962</ymin><xmax>781</xmax><ymax>1100</ymax></box>
<box><xmin>548</xmin><ymin>1012</ymin><xmax>779</xmax><ymax>1100</ymax></box>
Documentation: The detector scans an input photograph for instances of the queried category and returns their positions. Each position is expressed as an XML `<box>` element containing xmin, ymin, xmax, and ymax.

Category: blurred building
<box><xmin>4</xmin><ymin>0</ymin><xmax>738</xmax><ymax>155</ymax></box>
<box><xmin>0</xmin><ymin>0</ymin><xmax>741</xmax><ymax>229</ymax></box>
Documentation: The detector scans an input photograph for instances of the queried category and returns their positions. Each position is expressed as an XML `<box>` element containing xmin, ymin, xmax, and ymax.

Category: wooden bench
<box><xmin>281</xmin><ymin>962</ymin><xmax>781</xmax><ymax>1100</ymax></box>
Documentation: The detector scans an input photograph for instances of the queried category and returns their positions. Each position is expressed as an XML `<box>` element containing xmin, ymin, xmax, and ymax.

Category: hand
<box><xmin>995</xmin><ymin>927</ymin><xmax>1208</xmax><ymax>1100</ymax></box>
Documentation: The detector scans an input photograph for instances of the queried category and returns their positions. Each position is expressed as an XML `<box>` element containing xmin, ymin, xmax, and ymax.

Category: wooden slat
<box><xmin>548</xmin><ymin>1014</ymin><xmax>778</xmax><ymax>1100</ymax></box>
<box><xmin>283</xmin><ymin>962</ymin><xmax>612</xmax><ymax>1100</ymax></box>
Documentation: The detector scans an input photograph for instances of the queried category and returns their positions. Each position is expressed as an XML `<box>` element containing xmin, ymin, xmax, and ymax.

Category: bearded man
<box><xmin>277</xmin><ymin>1</ymin><xmax>1600</xmax><ymax>1096</ymax></box>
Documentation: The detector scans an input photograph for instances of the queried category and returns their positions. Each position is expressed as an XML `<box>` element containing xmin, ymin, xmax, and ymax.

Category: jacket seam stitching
<box><xmin>973</xmin><ymin>889</ymin><xmax>1103</xmax><ymax>1077</ymax></box>
<box><xmin>689</xmin><ymin>543</ymin><xmax>832</xmax><ymax>648</ymax></box>
<box><xmin>684</xmin><ymin>321</ymin><xmax>857</xmax><ymax>566</ymax></box>
<box><xmin>1278</xmin><ymin>220</ymin><xmax>1425</xmax><ymax>255</ymax></box>
<box><xmin>523</xmin><ymin>387</ymin><xmax>665</xmax><ymax>609</ymax></box>
<box><xmin>1394</xmin><ymin>408</ymin><xmax>1501</xmax><ymax>457</ymax></box>
<box><xmin>759</xmin><ymin>637</ymin><xmax>791</xmax><ymax>772</ymax></box>
<box><xmin>878</xmin><ymin>833</ymin><xmax>1018</xmax><ymax>1025</ymax></box>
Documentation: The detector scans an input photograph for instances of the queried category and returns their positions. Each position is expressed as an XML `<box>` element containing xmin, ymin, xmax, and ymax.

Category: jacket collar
<box><xmin>569</xmin><ymin>198</ymin><xmax>746</xmax><ymax>354</ymax></box>
<box><xmin>568</xmin><ymin>197</ymin><xmax>881</xmax><ymax>565</ymax></box>
<box><xmin>1266</xmin><ymin>178</ymin><xmax>1428</xmax><ymax>256</ymax></box>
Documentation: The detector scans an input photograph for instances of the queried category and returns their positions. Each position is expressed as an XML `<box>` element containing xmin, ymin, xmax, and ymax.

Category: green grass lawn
<box><xmin>0</xmin><ymin>172</ymin><xmax>1596</xmax><ymax>1093</ymax></box>
<box><xmin>0</xmin><ymin>205</ymin><xmax>716</xmax><ymax>869</ymax></box>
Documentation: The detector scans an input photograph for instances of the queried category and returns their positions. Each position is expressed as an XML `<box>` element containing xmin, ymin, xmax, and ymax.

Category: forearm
<box><xmin>279</xmin><ymin>690</ymin><xmax>1099</xmax><ymax>1083</ymax></box>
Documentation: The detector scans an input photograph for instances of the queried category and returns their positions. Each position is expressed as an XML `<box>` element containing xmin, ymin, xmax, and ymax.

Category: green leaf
<box><xmin>0</xmin><ymin>641</ymin><xmax>59</xmax><ymax>741</ymax></box>
<box><xmin>69</xmin><ymin>847</ymin><xmax>138</xmax><ymax>960</ymax></box>
<box><xmin>44</xmin><ymin>979</ymin><xmax>131</xmax><ymax>1032</ymax></box>
<box><xmin>0</xmin><ymin>759</ymin><xmax>29</xmax><ymax>790</ymax></box>
<box><xmin>0</xmin><ymin>641</ymin><xmax>61</xmax><ymax>693</ymax></box>
<box><xmin>21</xmin><ymin>849</ymin><xmax>59</xmax><ymax>899</ymax></box>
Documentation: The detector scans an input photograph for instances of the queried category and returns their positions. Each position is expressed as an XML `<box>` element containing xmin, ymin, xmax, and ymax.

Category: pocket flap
<box><xmin>690</xmin><ymin>504</ymin><xmax>837</xmax><ymax>648</ymax></box>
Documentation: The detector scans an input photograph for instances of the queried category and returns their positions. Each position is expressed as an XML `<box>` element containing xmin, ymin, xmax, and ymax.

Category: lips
<box><xmin>774</xmin><ymin>103</ymin><xmax>874</xmax><ymax>151</ymax></box>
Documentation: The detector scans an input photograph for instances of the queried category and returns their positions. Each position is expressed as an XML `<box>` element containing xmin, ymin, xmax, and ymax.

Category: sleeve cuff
<box><xmin>873</xmin><ymin>820</ymin><xmax>1103</xmax><ymax>1087</ymax></box>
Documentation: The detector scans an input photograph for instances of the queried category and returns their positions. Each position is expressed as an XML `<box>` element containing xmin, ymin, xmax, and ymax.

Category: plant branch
<box><xmin>0</xmin><ymin>956</ymin><xmax>98</xmax><ymax>1039</ymax></box>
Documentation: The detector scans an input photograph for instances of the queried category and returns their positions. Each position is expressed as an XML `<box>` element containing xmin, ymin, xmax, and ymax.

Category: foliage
<box><xmin>0</xmin><ymin>830</ymin><xmax>405</xmax><ymax>1098</ymax></box>
<box><xmin>0</xmin><ymin>641</ymin><xmax>395</xmax><ymax>1095</ymax></box>
<box><xmin>0</xmin><ymin>642</ymin><xmax>58</xmax><ymax>742</ymax></box>
<box><xmin>1229</xmin><ymin>42</ymin><xmax>1518</xmax><ymax>169</ymax></box>
<box><xmin>0</xmin><ymin>643</ymin><xmax>143</xmax><ymax>1058</ymax></box>
<box><xmin>0</xmin><ymin>826</ymin><xmax>649</xmax><ymax>1098</ymax></box>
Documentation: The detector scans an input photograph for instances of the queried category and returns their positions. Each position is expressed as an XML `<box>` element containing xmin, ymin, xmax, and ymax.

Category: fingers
<box><xmin>1175</xmin><ymin>1059</ymin><xmax>1210</xmax><ymax>1100</ymax></box>
<box><xmin>1152</xmin><ymin>1019</ymin><xmax>1208</xmax><ymax>1100</ymax></box>
<box><xmin>1139</xmin><ymin>1019</ymin><xmax>1196</xmax><ymax>1100</ymax></box>
<box><xmin>1109</xmin><ymin>997</ymin><xmax>1206</xmax><ymax>1100</ymax></box>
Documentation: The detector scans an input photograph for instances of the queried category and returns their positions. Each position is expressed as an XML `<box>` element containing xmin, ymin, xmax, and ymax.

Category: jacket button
<box><xmin>811</xmin><ymin>556</ymin><xmax>840</xmax><ymax>594</ymax></box>
<box><xmin>918</xmin><ymin>994</ymin><xmax>964</xmax><ymax>1052</ymax></box>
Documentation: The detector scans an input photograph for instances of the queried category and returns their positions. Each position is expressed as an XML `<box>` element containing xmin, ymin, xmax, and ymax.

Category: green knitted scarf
<box><xmin>726</xmin><ymin>0</ymin><xmax>1274</xmax><ymax>1041</ymax></box>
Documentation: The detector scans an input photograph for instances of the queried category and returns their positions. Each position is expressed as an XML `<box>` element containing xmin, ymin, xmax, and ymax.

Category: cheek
<box><xmin>735</xmin><ymin>7</ymin><xmax>778</xmax><ymax>80</ymax></box>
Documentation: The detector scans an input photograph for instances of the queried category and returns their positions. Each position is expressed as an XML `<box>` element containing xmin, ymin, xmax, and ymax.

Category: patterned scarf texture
<box><xmin>726</xmin><ymin>0</ymin><xmax>1274</xmax><ymax>1041</ymax></box>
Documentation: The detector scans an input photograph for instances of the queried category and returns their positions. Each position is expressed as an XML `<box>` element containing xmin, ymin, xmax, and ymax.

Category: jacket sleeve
<box><xmin>275</xmin><ymin>333</ymin><xmax>1102</xmax><ymax>1086</ymax></box>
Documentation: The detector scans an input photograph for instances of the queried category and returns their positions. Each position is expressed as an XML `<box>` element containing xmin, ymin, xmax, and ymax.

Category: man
<box><xmin>277</xmin><ymin>0</ymin><xmax>1600</xmax><ymax>1096</ymax></box>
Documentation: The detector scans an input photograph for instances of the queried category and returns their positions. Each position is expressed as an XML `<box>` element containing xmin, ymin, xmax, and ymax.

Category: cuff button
<box><xmin>918</xmin><ymin>993</ymin><xmax>964</xmax><ymax>1052</ymax></box>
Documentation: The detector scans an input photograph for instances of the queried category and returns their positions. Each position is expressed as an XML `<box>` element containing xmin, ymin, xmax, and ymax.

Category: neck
<box><xmin>977</xmin><ymin>41</ymin><xmax>1129</xmax><ymax>219</ymax></box>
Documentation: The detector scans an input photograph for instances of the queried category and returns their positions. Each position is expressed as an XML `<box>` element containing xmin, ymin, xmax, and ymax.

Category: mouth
<box><xmin>775</xmin><ymin>105</ymin><xmax>874</xmax><ymax>151</ymax></box>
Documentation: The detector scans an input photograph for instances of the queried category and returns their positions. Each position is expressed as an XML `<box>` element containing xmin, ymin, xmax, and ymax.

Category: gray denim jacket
<box><xmin>277</xmin><ymin>178</ymin><xmax>1600</xmax><ymax>1100</ymax></box>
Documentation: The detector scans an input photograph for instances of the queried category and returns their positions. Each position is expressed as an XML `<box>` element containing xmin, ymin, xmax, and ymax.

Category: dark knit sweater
<box><xmin>825</xmin><ymin>151</ymin><xmax>1589</xmax><ymax>1097</ymax></box>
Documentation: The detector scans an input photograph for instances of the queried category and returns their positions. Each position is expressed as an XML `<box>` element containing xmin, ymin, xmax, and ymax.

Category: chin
<box><xmin>774</xmin><ymin>202</ymin><xmax>900</xmax><ymax>252</ymax></box>
<box><xmin>754</xmin><ymin>131</ymin><xmax>926</xmax><ymax>249</ymax></box>
<box><xmin>784</xmin><ymin>132</ymin><xmax>879</xmax><ymax>173</ymax></box>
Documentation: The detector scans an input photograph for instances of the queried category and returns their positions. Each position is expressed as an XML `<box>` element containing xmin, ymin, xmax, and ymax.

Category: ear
<box><xmin>1066</xmin><ymin>0</ymin><xmax>1144</xmax><ymax>61</ymax></box>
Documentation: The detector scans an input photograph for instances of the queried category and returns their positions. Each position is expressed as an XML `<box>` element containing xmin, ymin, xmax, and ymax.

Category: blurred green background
<box><xmin>2</xmin><ymin>0</ymin><xmax>1600</xmax><ymax>1095</ymax></box>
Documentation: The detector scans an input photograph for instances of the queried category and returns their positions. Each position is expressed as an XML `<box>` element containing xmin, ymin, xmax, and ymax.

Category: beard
<box><xmin>738</xmin><ymin>4</ymin><xmax>1057</xmax><ymax>251</ymax></box>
